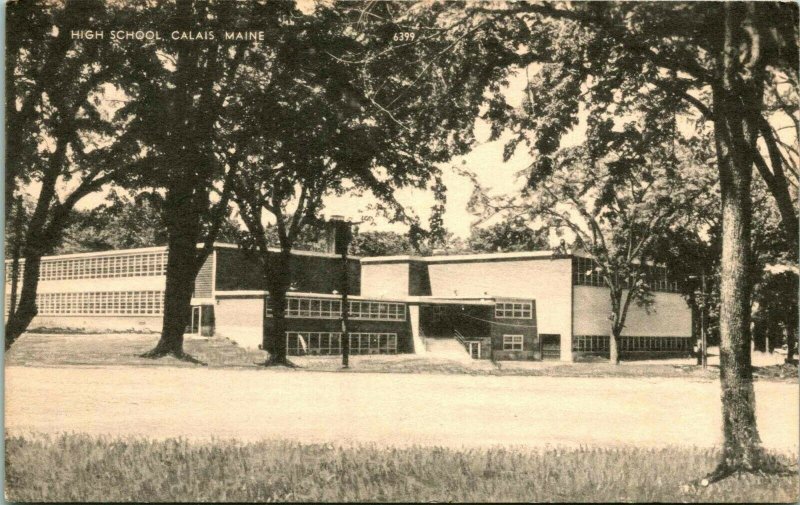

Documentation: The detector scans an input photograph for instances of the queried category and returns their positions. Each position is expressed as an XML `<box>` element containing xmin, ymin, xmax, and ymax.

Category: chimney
<box><xmin>325</xmin><ymin>215</ymin><xmax>349</xmax><ymax>255</ymax></box>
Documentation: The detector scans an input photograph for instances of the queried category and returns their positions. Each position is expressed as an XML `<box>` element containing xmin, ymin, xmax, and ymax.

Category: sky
<box><xmin>313</xmin><ymin>68</ymin><xmax>588</xmax><ymax>240</ymax></box>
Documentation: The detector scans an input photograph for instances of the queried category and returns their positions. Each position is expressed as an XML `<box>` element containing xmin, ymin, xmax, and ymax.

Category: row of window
<box><xmin>495</xmin><ymin>302</ymin><xmax>533</xmax><ymax>319</ymax></box>
<box><xmin>285</xmin><ymin>332</ymin><xmax>398</xmax><ymax>356</ymax></box>
<box><xmin>6</xmin><ymin>252</ymin><xmax>169</xmax><ymax>283</ymax></box>
<box><xmin>571</xmin><ymin>257</ymin><xmax>680</xmax><ymax>293</ymax></box>
<box><xmin>573</xmin><ymin>335</ymin><xmax>693</xmax><ymax>352</ymax></box>
<box><xmin>267</xmin><ymin>298</ymin><xmax>406</xmax><ymax>321</ymax></box>
<box><xmin>35</xmin><ymin>291</ymin><xmax>165</xmax><ymax>316</ymax></box>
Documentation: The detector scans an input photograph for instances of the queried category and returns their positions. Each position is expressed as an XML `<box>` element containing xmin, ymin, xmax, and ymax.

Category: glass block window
<box><xmin>494</xmin><ymin>302</ymin><xmax>532</xmax><ymax>319</ymax></box>
<box><xmin>36</xmin><ymin>291</ymin><xmax>164</xmax><ymax>316</ymax></box>
<box><xmin>33</xmin><ymin>252</ymin><xmax>167</xmax><ymax>282</ymax></box>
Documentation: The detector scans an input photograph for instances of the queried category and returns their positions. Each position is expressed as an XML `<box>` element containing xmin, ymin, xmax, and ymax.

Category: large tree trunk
<box><xmin>141</xmin><ymin>184</ymin><xmax>203</xmax><ymax>360</ymax></box>
<box><xmin>709</xmin><ymin>27</ymin><xmax>764</xmax><ymax>475</ymax></box>
<box><xmin>715</xmin><ymin>143</ymin><xmax>762</xmax><ymax>474</ymax></box>
<box><xmin>141</xmin><ymin>0</ymin><xmax>207</xmax><ymax>362</ymax></box>
<box><xmin>144</xmin><ymin>232</ymin><xmax>197</xmax><ymax>357</ymax></box>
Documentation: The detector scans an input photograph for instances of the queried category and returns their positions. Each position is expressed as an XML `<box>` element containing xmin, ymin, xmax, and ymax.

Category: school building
<box><xmin>4</xmin><ymin>243</ymin><xmax>693</xmax><ymax>362</ymax></box>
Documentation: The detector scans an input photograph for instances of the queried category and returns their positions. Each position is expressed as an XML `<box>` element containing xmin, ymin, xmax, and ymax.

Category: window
<box><xmin>268</xmin><ymin>297</ymin><xmax>406</xmax><ymax>321</ymax></box>
<box><xmin>270</xmin><ymin>298</ymin><xmax>343</xmax><ymax>318</ymax></box>
<box><xmin>35</xmin><ymin>291</ymin><xmax>164</xmax><ymax>316</ymax></box>
<box><xmin>349</xmin><ymin>332</ymin><xmax>398</xmax><ymax>354</ymax></box>
<box><xmin>349</xmin><ymin>301</ymin><xmax>406</xmax><ymax>321</ymax></box>
<box><xmin>502</xmin><ymin>334</ymin><xmax>524</xmax><ymax>351</ymax></box>
<box><xmin>495</xmin><ymin>302</ymin><xmax>532</xmax><ymax>319</ymax></box>
<box><xmin>30</xmin><ymin>252</ymin><xmax>168</xmax><ymax>281</ymax></box>
<box><xmin>572</xmin><ymin>257</ymin><xmax>606</xmax><ymax>287</ymax></box>
<box><xmin>572</xmin><ymin>257</ymin><xmax>679</xmax><ymax>293</ymax></box>
<box><xmin>285</xmin><ymin>332</ymin><xmax>398</xmax><ymax>356</ymax></box>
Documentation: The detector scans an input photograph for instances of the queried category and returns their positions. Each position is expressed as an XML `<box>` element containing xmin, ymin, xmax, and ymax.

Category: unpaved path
<box><xmin>5</xmin><ymin>366</ymin><xmax>798</xmax><ymax>451</ymax></box>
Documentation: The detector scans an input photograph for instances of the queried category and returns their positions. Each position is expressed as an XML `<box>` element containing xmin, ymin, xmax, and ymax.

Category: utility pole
<box><xmin>330</xmin><ymin>217</ymin><xmax>354</xmax><ymax>368</ymax></box>
<box><xmin>700</xmin><ymin>272</ymin><xmax>707</xmax><ymax>369</ymax></box>
<box><xmin>691</xmin><ymin>272</ymin><xmax>709</xmax><ymax>369</ymax></box>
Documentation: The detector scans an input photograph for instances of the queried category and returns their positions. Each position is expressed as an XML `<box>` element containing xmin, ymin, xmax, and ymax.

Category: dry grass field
<box><xmin>5</xmin><ymin>434</ymin><xmax>798</xmax><ymax>502</ymax></box>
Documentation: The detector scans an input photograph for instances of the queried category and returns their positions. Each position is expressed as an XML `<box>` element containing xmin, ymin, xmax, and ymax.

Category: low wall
<box><xmin>29</xmin><ymin>315</ymin><xmax>162</xmax><ymax>333</ymax></box>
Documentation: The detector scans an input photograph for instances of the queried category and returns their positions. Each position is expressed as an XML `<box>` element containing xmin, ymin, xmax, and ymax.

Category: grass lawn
<box><xmin>5</xmin><ymin>433</ymin><xmax>798</xmax><ymax>502</ymax></box>
<box><xmin>7</xmin><ymin>332</ymin><xmax>797</xmax><ymax>381</ymax></box>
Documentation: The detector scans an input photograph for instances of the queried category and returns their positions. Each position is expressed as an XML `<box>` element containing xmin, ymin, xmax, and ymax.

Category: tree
<box><xmin>230</xmin><ymin>5</ymin><xmax>444</xmax><ymax>366</ymax></box>
<box><xmin>5</xmin><ymin>0</ymin><xmax>134</xmax><ymax>348</ymax></box>
<box><xmin>114</xmin><ymin>0</ymin><xmax>277</xmax><ymax>361</ymax></box>
<box><xmin>363</xmin><ymin>0</ymin><xmax>797</xmax><ymax>479</ymax></box>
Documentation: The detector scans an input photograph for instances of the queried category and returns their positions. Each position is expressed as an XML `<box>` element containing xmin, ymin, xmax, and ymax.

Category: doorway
<box><xmin>540</xmin><ymin>334</ymin><xmax>561</xmax><ymax>360</ymax></box>
<box><xmin>189</xmin><ymin>306</ymin><xmax>201</xmax><ymax>335</ymax></box>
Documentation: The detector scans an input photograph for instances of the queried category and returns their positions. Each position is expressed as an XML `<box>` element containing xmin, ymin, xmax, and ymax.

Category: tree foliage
<box><xmin>467</xmin><ymin>218</ymin><xmax>549</xmax><ymax>253</ymax></box>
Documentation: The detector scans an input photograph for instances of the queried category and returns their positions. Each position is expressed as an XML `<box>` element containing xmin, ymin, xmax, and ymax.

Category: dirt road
<box><xmin>5</xmin><ymin>366</ymin><xmax>798</xmax><ymax>451</ymax></box>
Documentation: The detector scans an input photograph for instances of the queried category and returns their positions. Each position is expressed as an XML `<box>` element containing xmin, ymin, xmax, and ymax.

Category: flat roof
<box><xmin>360</xmin><ymin>250</ymin><xmax>566</xmax><ymax>264</ymax></box>
<box><xmin>6</xmin><ymin>242</ymin><xmax>358</xmax><ymax>263</ymax></box>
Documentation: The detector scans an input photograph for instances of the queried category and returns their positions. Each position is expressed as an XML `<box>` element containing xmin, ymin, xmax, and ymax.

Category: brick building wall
<box><xmin>214</xmin><ymin>247</ymin><xmax>360</xmax><ymax>295</ymax></box>
<box><xmin>490</xmin><ymin>298</ymin><xmax>538</xmax><ymax>360</ymax></box>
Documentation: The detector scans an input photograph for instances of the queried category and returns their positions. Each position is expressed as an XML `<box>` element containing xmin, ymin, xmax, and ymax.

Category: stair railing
<box><xmin>453</xmin><ymin>329</ymin><xmax>472</xmax><ymax>356</ymax></box>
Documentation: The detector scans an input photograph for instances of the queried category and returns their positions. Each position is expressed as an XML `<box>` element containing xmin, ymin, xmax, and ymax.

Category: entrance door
<box><xmin>468</xmin><ymin>341</ymin><xmax>481</xmax><ymax>359</ymax></box>
<box><xmin>540</xmin><ymin>334</ymin><xmax>561</xmax><ymax>360</ymax></box>
<box><xmin>190</xmin><ymin>306</ymin><xmax>201</xmax><ymax>335</ymax></box>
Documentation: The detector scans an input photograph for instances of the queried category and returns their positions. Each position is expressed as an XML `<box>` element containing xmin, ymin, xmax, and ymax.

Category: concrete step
<box><xmin>425</xmin><ymin>337</ymin><xmax>473</xmax><ymax>361</ymax></box>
